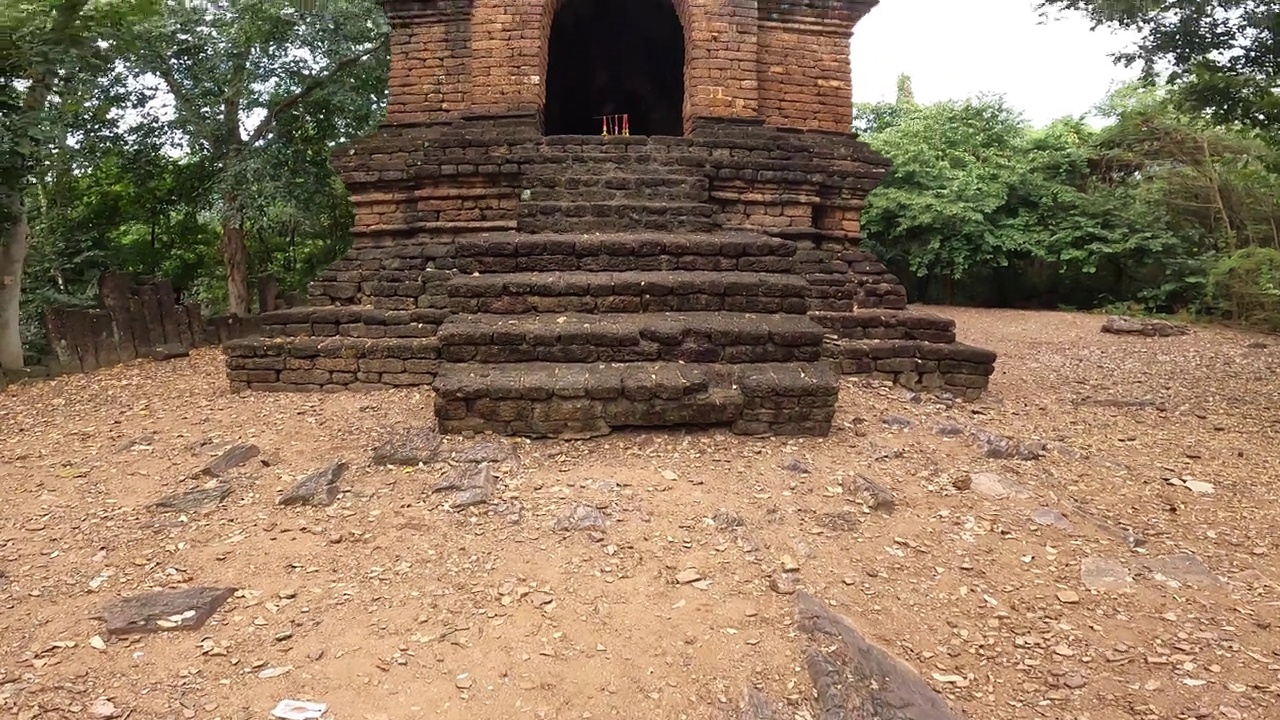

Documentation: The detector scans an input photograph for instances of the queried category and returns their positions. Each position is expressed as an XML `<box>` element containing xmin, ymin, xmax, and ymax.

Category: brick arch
<box><xmin>538</xmin><ymin>0</ymin><xmax>693</xmax><ymax>134</ymax></box>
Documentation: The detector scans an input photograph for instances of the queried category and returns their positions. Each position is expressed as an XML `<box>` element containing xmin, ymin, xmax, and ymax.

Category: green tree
<box><xmin>122</xmin><ymin>0</ymin><xmax>388</xmax><ymax>316</ymax></box>
<box><xmin>1</xmin><ymin>0</ymin><xmax>152</xmax><ymax>369</ymax></box>
<box><xmin>1039</xmin><ymin>0</ymin><xmax>1279</xmax><ymax>133</ymax></box>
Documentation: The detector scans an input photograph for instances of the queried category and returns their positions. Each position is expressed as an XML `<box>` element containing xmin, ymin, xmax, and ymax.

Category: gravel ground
<box><xmin>1</xmin><ymin>306</ymin><xmax>1278</xmax><ymax>720</ymax></box>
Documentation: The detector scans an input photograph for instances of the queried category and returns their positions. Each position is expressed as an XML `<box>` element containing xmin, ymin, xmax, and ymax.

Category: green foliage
<box><xmin>1206</xmin><ymin>247</ymin><xmax>1280</xmax><ymax>331</ymax></box>
<box><xmin>856</xmin><ymin>84</ymin><xmax>1280</xmax><ymax>320</ymax></box>
<box><xmin>1038</xmin><ymin>0</ymin><xmax>1279</xmax><ymax>134</ymax></box>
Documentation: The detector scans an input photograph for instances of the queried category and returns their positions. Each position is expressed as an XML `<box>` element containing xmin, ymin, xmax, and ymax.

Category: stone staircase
<box><xmin>430</xmin><ymin>231</ymin><xmax>838</xmax><ymax>438</ymax></box>
<box><xmin>516</xmin><ymin>144</ymin><xmax>715</xmax><ymax>233</ymax></box>
<box><xmin>811</xmin><ymin>308</ymin><xmax>996</xmax><ymax>401</ymax></box>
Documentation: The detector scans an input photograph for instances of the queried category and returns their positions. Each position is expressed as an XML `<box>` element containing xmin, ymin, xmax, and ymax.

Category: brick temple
<box><xmin>224</xmin><ymin>0</ymin><xmax>998</xmax><ymax>438</ymax></box>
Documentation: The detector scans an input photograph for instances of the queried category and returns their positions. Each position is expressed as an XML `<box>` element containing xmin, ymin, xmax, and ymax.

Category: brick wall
<box><xmin>757</xmin><ymin>21</ymin><xmax>853</xmax><ymax>132</ymax></box>
<box><xmin>385</xmin><ymin>0</ymin><xmax>472</xmax><ymax>125</ymax></box>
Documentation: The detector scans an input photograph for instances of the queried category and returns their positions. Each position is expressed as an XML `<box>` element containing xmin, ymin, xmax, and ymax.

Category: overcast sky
<box><xmin>849</xmin><ymin>0</ymin><xmax>1142</xmax><ymax>126</ymax></box>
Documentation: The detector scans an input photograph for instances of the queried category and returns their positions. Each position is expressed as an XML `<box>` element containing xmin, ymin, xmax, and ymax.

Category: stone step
<box><xmin>224</xmin><ymin>336</ymin><xmax>440</xmax><ymax>392</ymax></box>
<box><xmin>809</xmin><ymin>309</ymin><xmax>957</xmax><ymax>344</ymax></box>
<box><xmin>824</xmin><ymin>338</ymin><xmax>997</xmax><ymax>400</ymax></box>
<box><xmin>436</xmin><ymin>312</ymin><xmax>825</xmax><ymax>364</ymax></box>
<box><xmin>518</xmin><ymin>200</ymin><xmax>714</xmax><ymax>220</ymax></box>
<box><xmin>432</xmin><ymin>361</ymin><xmax>839</xmax><ymax>438</ymax></box>
<box><xmin>451</xmin><ymin>232</ymin><xmax>795</xmax><ymax>274</ymax></box>
<box><xmin>519</xmin><ymin>214</ymin><xmax>715</xmax><ymax>234</ymax></box>
<box><xmin>523</xmin><ymin>185</ymin><xmax>708</xmax><ymax>204</ymax></box>
<box><xmin>443</xmin><ymin>271</ymin><xmax>811</xmax><ymax>315</ymax></box>
<box><xmin>260</xmin><ymin>307</ymin><xmax>449</xmax><ymax>339</ymax></box>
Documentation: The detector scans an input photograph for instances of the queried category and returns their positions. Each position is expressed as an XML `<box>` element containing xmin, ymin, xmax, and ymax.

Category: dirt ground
<box><xmin>2</xmin><ymin>307</ymin><xmax>1279</xmax><ymax>720</ymax></box>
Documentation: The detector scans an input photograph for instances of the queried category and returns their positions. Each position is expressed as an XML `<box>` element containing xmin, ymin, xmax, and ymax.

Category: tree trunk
<box><xmin>221</xmin><ymin>190</ymin><xmax>251</xmax><ymax>317</ymax></box>
<box><xmin>0</xmin><ymin>191</ymin><xmax>30</xmax><ymax>370</ymax></box>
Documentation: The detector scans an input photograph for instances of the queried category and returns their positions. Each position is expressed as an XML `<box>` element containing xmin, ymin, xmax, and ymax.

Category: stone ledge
<box><xmin>809</xmin><ymin>309</ymin><xmax>958</xmax><ymax>343</ymax></box>
<box><xmin>432</xmin><ymin>361</ymin><xmax>839</xmax><ymax>438</ymax></box>
<box><xmin>453</xmin><ymin>232</ymin><xmax>797</xmax><ymax>259</ymax></box>
<box><xmin>824</xmin><ymin>338</ymin><xmax>997</xmax><ymax>401</ymax></box>
<box><xmin>439</xmin><ymin>312</ymin><xmax>825</xmax><ymax>348</ymax></box>
<box><xmin>446</xmin><ymin>271</ymin><xmax>811</xmax><ymax>299</ymax></box>
<box><xmin>225</xmin><ymin>336</ymin><xmax>441</xmax><ymax>393</ymax></box>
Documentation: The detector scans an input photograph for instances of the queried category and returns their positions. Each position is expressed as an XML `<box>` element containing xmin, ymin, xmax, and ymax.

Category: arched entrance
<box><xmin>543</xmin><ymin>0</ymin><xmax>685</xmax><ymax>136</ymax></box>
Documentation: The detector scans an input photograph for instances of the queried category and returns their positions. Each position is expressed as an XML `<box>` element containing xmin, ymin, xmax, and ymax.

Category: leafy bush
<box><xmin>1205</xmin><ymin>247</ymin><xmax>1280</xmax><ymax>331</ymax></box>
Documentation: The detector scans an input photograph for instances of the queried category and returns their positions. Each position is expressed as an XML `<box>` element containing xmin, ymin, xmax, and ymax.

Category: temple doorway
<box><xmin>543</xmin><ymin>0</ymin><xmax>685</xmax><ymax>136</ymax></box>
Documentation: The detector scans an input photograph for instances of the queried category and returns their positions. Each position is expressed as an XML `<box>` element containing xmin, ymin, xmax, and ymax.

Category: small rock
<box><xmin>1056</xmin><ymin>590</ymin><xmax>1080</xmax><ymax>604</ymax></box>
<box><xmin>434</xmin><ymin>464</ymin><xmax>495</xmax><ymax>508</ymax></box>
<box><xmin>1144</xmin><ymin>552</ymin><xmax>1223</xmax><ymax>588</ymax></box>
<box><xmin>553</xmin><ymin>504</ymin><xmax>606</xmax><ymax>532</ymax></box>
<box><xmin>846</xmin><ymin>474</ymin><xmax>895</xmax><ymax>513</ymax></box>
<box><xmin>278</xmin><ymin>461</ymin><xmax>348</xmax><ymax>507</ymax></box>
<box><xmin>257</xmin><ymin>665</ymin><xmax>292</xmax><ymax>679</ymax></box>
<box><xmin>1080</xmin><ymin>557</ymin><xmax>1132</xmax><ymax>592</ymax></box>
<box><xmin>149</xmin><ymin>343</ymin><xmax>190</xmax><ymax>361</ymax></box>
<box><xmin>151</xmin><ymin>484</ymin><xmax>231</xmax><ymax>513</ymax></box>
<box><xmin>100</xmin><ymin>586</ymin><xmax>236</xmax><ymax>636</ymax></box>
<box><xmin>1063</xmin><ymin>675</ymin><xmax>1087</xmax><ymax>689</ymax></box>
<box><xmin>455</xmin><ymin>673</ymin><xmax>473</xmax><ymax>689</ymax></box>
<box><xmin>453</xmin><ymin>441</ymin><xmax>511</xmax><ymax>465</ymax></box>
<box><xmin>1030</xmin><ymin>507</ymin><xmax>1074</xmax><ymax>532</ymax></box>
<box><xmin>1183</xmin><ymin>480</ymin><xmax>1215</xmax><ymax>494</ymax></box>
<box><xmin>931</xmin><ymin>419</ymin><xmax>967</xmax><ymax>437</ymax></box>
<box><xmin>769</xmin><ymin>572</ymin><xmax>798</xmax><ymax>595</ymax></box>
<box><xmin>968</xmin><ymin>472</ymin><xmax>1029</xmax><ymax>500</ymax></box>
<box><xmin>115</xmin><ymin>434</ymin><xmax>155</xmax><ymax>452</ymax></box>
<box><xmin>782</xmin><ymin>458</ymin><xmax>812</xmax><ymax>475</ymax></box>
<box><xmin>200</xmin><ymin>443</ymin><xmax>261</xmax><ymax>477</ymax></box>
<box><xmin>370</xmin><ymin>427</ymin><xmax>441</xmax><ymax>466</ymax></box>
<box><xmin>711</xmin><ymin>508</ymin><xmax>744</xmax><ymax>529</ymax></box>
<box><xmin>87</xmin><ymin>699</ymin><xmax>121</xmax><ymax>719</ymax></box>
<box><xmin>675</xmin><ymin>569</ymin><xmax>703</xmax><ymax>584</ymax></box>
<box><xmin>880</xmin><ymin>414</ymin><xmax>914</xmax><ymax>429</ymax></box>
<box><xmin>780</xmin><ymin>555</ymin><xmax>800</xmax><ymax>572</ymax></box>
<box><xmin>660</xmin><ymin>469</ymin><xmax>679</xmax><ymax>481</ymax></box>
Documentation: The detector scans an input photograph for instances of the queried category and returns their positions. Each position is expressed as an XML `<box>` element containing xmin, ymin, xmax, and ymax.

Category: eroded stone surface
<box><xmin>968</xmin><ymin>472</ymin><xmax>1030</xmax><ymax>500</ymax></box>
<box><xmin>370</xmin><ymin>427</ymin><xmax>441</xmax><ymax>466</ymax></box>
<box><xmin>1081</xmin><ymin>557</ymin><xmax>1133</xmax><ymax>592</ymax></box>
<box><xmin>553</xmin><ymin>504</ymin><xmax>607</xmax><ymax>532</ymax></box>
<box><xmin>151</xmin><ymin>484</ymin><xmax>231</xmax><ymax>513</ymax></box>
<box><xmin>795</xmin><ymin>591</ymin><xmax>965</xmax><ymax>719</ymax></box>
<box><xmin>433</xmin><ymin>464</ymin><xmax>496</xmax><ymax>508</ymax></box>
<box><xmin>1030</xmin><ymin>507</ymin><xmax>1074</xmax><ymax>532</ymax></box>
<box><xmin>278</xmin><ymin>461</ymin><xmax>348</xmax><ymax>507</ymax></box>
<box><xmin>200</xmin><ymin>443</ymin><xmax>260</xmax><ymax>477</ymax></box>
<box><xmin>1144</xmin><ymin>552</ymin><xmax>1223</xmax><ymax>588</ymax></box>
<box><xmin>846</xmin><ymin>474</ymin><xmax>895</xmax><ymax>513</ymax></box>
<box><xmin>101</xmin><ymin>586</ymin><xmax>235</xmax><ymax>636</ymax></box>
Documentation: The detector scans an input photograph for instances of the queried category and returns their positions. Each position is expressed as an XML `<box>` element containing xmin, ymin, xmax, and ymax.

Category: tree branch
<box><xmin>245</xmin><ymin>39</ymin><xmax>386</xmax><ymax>148</ymax></box>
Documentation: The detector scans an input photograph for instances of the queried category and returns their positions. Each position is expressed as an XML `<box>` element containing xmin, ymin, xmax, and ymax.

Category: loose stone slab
<box><xmin>1030</xmin><ymin>507</ymin><xmax>1074</xmax><ymax>532</ymax></box>
<box><xmin>200</xmin><ymin>443</ymin><xmax>261</xmax><ymax>477</ymax></box>
<box><xmin>968</xmin><ymin>472</ymin><xmax>1030</xmax><ymax>500</ymax></box>
<box><xmin>150</xmin><ymin>343</ymin><xmax>191</xmax><ymax>361</ymax></box>
<box><xmin>370</xmin><ymin>426</ymin><xmax>441</xmax><ymax>466</ymax></box>
<box><xmin>1101</xmin><ymin>315</ymin><xmax>1192</xmax><ymax>337</ymax></box>
<box><xmin>1080</xmin><ymin>557</ymin><xmax>1133</xmax><ymax>592</ymax></box>
<box><xmin>278</xmin><ymin>461</ymin><xmax>348</xmax><ymax>507</ymax></box>
<box><xmin>553</xmin><ymin>503</ymin><xmax>607</xmax><ymax>531</ymax></box>
<box><xmin>795</xmin><ymin>591</ymin><xmax>965</xmax><ymax>720</ymax></box>
<box><xmin>1144</xmin><ymin>553</ymin><xmax>1223</xmax><ymax>589</ymax></box>
<box><xmin>433</xmin><ymin>464</ymin><xmax>495</xmax><ymax>508</ymax></box>
<box><xmin>151</xmin><ymin>484</ymin><xmax>231</xmax><ymax>513</ymax></box>
<box><xmin>101</xmin><ymin>586</ymin><xmax>235</xmax><ymax>636</ymax></box>
<box><xmin>846</xmin><ymin>474</ymin><xmax>895</xmax><ymax>513</ymax></box>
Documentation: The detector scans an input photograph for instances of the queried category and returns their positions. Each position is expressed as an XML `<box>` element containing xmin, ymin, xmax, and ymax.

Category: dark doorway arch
<box><xmin>543</xmin><ymin>0</ymin><xmax>685</xmax><ymax>136</ymax></box>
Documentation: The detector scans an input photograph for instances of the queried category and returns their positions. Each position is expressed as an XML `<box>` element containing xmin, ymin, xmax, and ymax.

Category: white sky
<box><xmin>849</xmin><ymin>0</ymin><xmax>1143</xmax><ymax>126</ymax></box>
